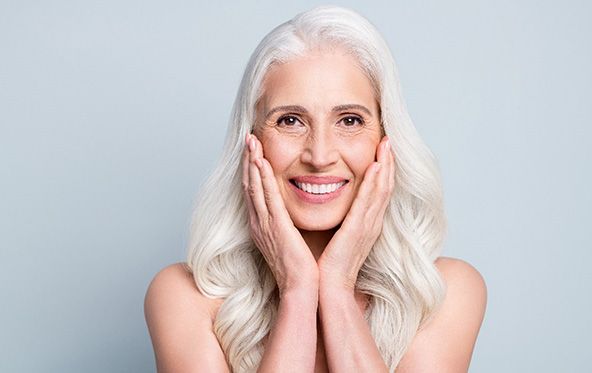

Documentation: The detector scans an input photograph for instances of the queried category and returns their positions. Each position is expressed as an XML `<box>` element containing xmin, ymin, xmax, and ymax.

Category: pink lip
<box><xmin>291</xmin><ymin>175</ymin><xmax>349</xmax><ymax>183</ymax></box>
<box><xmin>288</xmin><ymin>177</ymin><xmax>349</xmax><ymax>204</ymax></box>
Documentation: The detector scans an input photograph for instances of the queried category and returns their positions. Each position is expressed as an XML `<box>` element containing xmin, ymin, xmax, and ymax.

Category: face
<box><xmin>254</xmin><ymin>48</ymin><xmax>382</xmax><ymax>231</ymax></box>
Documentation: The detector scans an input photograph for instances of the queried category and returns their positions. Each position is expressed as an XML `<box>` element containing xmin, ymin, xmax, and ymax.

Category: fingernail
<box><xmin>255</xmin><ymin>158</ymin><xmax>262</xmax><ymax>168</ymax></box>
<box><xmin>249</xmin><ymin>136</ymin><xmax>256</xmax><ymax>152</ymax></box>
<box><xmin>375</xmin><ymin>163</ymin><xmax>381</xmax><ymax>173</ymax></box>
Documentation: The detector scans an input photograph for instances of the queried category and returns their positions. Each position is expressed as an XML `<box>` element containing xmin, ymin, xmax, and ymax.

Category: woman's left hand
<box><xmin>317</xmin><ymin>136</ymin><xmax>395</xmax><ymax>291</ymax></box>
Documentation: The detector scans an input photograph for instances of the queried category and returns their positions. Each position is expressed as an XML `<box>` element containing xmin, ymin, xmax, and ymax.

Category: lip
<box><xmin>291</xmin><ymin>175</ymin><xmax>349</xmax><ymax>184</ymax></box>
<box><xmin>288</xmin><ymin>176</ymin><xmax>349</xmax><ymax>204</ymax></box>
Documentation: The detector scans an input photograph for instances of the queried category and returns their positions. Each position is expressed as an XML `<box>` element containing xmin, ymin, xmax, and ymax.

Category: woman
<box><xmin>145</xmin><ymin>5</ymin><xmax>487</xmax><ymax>373</ymax></box>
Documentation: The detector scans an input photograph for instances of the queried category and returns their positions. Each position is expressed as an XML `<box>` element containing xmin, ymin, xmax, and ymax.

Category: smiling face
<box><xmin>254</xmin><ymin>48</ymin><xmax>382</xmax><ymax>231</ymax></box>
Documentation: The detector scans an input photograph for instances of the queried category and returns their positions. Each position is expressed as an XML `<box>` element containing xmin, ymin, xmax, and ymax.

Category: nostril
<box><xmin>300</xmin><ymin>149</ymin><xmax>340</xmax><ymax>169</ymax></box>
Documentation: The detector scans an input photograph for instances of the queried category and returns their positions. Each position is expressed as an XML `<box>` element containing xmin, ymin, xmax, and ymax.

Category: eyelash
<box><xmin>276</xmin><ymin>115</ymin><xmax>365</xmax><ymax>127</ymax></box>
<box><xmin>340</xmin><ymin>116</ymin><xmax>365</xmax><ymax>127</ymax></box>
<box><xmin>276</xmin><ymin>115</ymin><xmax>302</xmax><ymax>127</ymax></box>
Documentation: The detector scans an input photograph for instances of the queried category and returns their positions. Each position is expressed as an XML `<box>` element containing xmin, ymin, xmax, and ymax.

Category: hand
<box><xmin>318</xmin><ymin>136</ymin><xmax>395</xmax><ymax>291</ymax></box>
<box><xmin>242</xmin><ymin>134</ymin><xmax>319</xmax><ymax>295</ymax></box>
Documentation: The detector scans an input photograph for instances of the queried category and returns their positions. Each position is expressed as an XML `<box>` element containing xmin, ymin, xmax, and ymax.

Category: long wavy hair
<box><xmin>187</xmin><ymin>5</ymin><xmax>447</xmax><ymax>372</ymax></box>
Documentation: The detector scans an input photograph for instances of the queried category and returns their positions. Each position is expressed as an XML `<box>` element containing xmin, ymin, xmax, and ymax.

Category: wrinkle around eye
<box><xmin>335</xmin><ymin>117</ymin><xmax>381</xmax><ymax>137</ymax></box>
<box><xmin>338</xmin><ymin>115</ymin><xmax>364</xmax><ymax>128</ymax></box>
<box><xmin>272</xmin><ymin>115</ymin><xmax>308</xmax><ymax>133</ymax></box>
<box><xmin>276</xmin><ymin>115</ymin><xmax>304</xmax><ymax>127</ymax></box>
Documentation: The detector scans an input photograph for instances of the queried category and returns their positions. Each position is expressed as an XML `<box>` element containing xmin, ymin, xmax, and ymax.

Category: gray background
<box><xmin>1</xmin><ymin>0</ymin><xmax>590</xmax><ymax>372</ymax></box>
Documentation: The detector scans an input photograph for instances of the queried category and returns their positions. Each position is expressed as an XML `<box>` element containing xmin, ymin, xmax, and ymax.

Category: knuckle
<box><xmin>263</xmin><ymin>188</ymin><xmax>274</xmax><ymax>203</ymax></box>
<box><xmin>265</xmin><ymin>215</ymin><xmax>276</xmax><ymax>228</ymax></box>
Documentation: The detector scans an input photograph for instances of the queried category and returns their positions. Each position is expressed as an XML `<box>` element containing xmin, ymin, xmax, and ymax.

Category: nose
<box><xmin>300</xmin><ymin>127</ymin><xmax>339</xmax><ymax>170</ymax></box>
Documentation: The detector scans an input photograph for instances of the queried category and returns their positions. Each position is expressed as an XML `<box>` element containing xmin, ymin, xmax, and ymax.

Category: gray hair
<box><xmin>187</xmin><ymin>5</ymin><xmax>446</xmax><ymax>372</ymax></box>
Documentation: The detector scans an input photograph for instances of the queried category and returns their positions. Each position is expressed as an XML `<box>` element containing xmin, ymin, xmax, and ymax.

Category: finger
<box><xmin>372</xmin><ymin>138</ymin><xmax>392</xmax><ymax>217</ymax></box>
<box><xmin>258</xmin><ymin>156</ymin><xmax>292</xmax><ymax>221</ymax></box>
<box><xmin>344</xmin><ymin>161</ymin><xmax>381</xmax><ymax>224</ymax></box>
<box><xmin>348</xmin><ymin>138</ymin><xmax>390</xmax><ymax>223</ymax></box>
<box><xmin>242</xmin><ymin>137</ymin><xmax>259</xmax><ymax>224</ymax></box>
<box><xmin>253</xmin><ymin>133</ymin><xmax>264</xmax><ymax>162</ymax></box>
<box><xmin>377</xmin><ymin>135</ymin><xmax>389</xmax><ymax>166</ymax></box>
<box><xmin>364</xmin><ymin>137</ymin><xmax>389</xmax><ymax>192</ymax></box>
<box><xmin>248</xmin><ymin>136</ymin><xmax>269</xmax><ymax>221</ymax></box>
<box><xmin>388</xmin><ymin>141</ymin><xmax>395</xmax><ymax>194</ymax></box>
<box><xmin>368</xmin><ymin>138</ymin><xmax>394</xmax><ymax>230</ymax></box>
<box><xmin>242</xmin><ymin>132</ymin><xmax>254</xmax><ymax>190</ymax></box>
<box><xmin>379</xmin><ymin>137</ymin><xmax>391</xmax><ymax>197</ymax></box>
<box><xmin>363</xmin><ymin>136</ymin><xmax>389</xmax><ymax>201</ymax></box>
<box><xmin>242</xmin><ymin>141</ymin><xmax>250</xmax><ymax>193</ymax></box>
<box><xmin>251</xmin><ymin>136</ymin><xmax>286</xmax><ymax>214</ymax></box>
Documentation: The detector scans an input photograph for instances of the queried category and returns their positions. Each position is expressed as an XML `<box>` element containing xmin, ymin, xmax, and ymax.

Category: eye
<box><xmin>339</xmin><ymin>115</ymin><xmax>364</xmax><ymax>127</ymax></box>
<box><xmin>276</xmin><ymin>115</ymin><xmax>303</xmax><ymax>127</ymax></box>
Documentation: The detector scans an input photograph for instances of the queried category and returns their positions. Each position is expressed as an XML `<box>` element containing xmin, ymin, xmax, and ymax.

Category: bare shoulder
<box><xmin>144</xmin><ymin>263</ymin><xmax>222</xmax><ymax>321</ymax></box>
<box><xmin>396</xmin><ymin>256</ymin><xmax>487</xmax><ymax>373</ymax></box>
<box><xmin>144</xmin><ymin>263</ymin><xmax>228</xmax><ymax>373</ymax></box>
<box><xmin>434</xmin><ymin>256</ymin><xmax>487</xmax><ymax>301</ymax></box>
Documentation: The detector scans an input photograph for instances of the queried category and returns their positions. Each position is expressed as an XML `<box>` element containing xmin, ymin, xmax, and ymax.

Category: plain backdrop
<box><xmin>1</xmin><ymin>0</ymin><xmax>590</xmax><ymax>372</ymax></box>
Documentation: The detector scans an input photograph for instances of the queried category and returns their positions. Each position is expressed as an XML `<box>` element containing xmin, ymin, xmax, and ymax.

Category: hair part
<box><xmin>187</xmin><ymin>5</ymin><xmax>446</xmax><ymax>372</ymax></box>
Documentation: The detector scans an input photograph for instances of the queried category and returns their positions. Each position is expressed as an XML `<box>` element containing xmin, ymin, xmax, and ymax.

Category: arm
<box><xmin>395</xmin><ymin>257</ymin><xmax>487</xmax><ymax>373</ymax></box>
<box><xmin>145</xmin><ymin>134</ymin><xmax>320</xmax><ymax>373</ymax></box>
<box><xmin>258</xmin><ymin>287</ymin><xmax>319</xmax><ymax>372</ymax></box>
<box><xmin>144</xmin><ymin>262</ymin><xmax>319</xmax><ymax>373</ymax></box>
<box><xmin>317</xmin><ymin>136</ymin><xmax>393</xmax><ymax>372</ymax></box>
<box><xmin>318</xmin><ymin>281</ymin><xmax>388</xmax><ymax>372</ymax></box>
<box><xmin>245</xmin><ymin>135</ymin><xmax>320</xmax><ymax>372</ymax></box>
<box><xmin>317</xmin><ymin>135</ymin><xmax>487</xmax><ymax>372</ymax></box>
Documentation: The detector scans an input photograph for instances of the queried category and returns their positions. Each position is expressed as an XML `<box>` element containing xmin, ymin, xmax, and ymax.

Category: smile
<box><xmin>293</xmin><ymin>181</ymin><xmax>347</xmax><ymax>195</ymax></box>
<box><xmin>288</xmin><ymin>176</ymin><xmax>349</xmax><ymax>204</ymax></box>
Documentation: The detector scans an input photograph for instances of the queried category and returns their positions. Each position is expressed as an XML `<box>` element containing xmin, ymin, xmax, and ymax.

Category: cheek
<box><xmin>346</xmin><ymin>138</ymin><xmax>378</xmax><ymax>174</ymax></box>
<box><xmin>260</xmin><ymin>135</ymin><xmax>300</xmax><ymax>174</ymax></box>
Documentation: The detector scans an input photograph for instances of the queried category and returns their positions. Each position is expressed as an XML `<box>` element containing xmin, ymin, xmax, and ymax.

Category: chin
<box><xmin>290</xmin><ymin>212</ymin><xmax>344</xmax><ymax>232</ymax></box>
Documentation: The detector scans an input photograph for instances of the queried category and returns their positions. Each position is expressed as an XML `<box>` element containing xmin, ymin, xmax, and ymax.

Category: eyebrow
<box><xmin>264</xmin><ymin>104</ymin><xmax>373</xmax><ymax>120</ymax></box>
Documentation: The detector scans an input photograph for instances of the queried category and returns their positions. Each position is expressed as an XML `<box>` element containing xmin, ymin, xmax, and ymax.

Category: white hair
<box><xmin>187</xmin><ymin>5</ymin><xmax>446</xmax><ymax>372</ymax></box>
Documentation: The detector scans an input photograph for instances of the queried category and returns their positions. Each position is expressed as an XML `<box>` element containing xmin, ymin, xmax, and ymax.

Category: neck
<box><xmin>299</xmin><ymin>227</ymin><xmax>338</xmax><ymax>261</ymax></box>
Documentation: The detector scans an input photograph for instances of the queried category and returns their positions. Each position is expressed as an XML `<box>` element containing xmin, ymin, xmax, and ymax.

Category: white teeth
<box><xmin>294</xmin><ymin>181</ymin><xmax>346</xmax><ymax>195</ymax></box>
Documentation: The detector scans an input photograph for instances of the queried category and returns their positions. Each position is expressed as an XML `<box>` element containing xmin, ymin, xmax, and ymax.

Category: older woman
<box><xmin>145</xmin><ymin>5</ymin><xmax>486</xmax><ymax>373</ymax></box>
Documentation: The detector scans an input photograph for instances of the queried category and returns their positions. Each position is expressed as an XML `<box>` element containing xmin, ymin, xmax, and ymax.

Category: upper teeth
<box><xmin>294</xmin><ymin>181</ymin><xmax>346</xmax><ymax>194</ymax></box>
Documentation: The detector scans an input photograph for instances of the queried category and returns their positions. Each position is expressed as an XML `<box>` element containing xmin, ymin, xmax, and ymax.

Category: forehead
<box><xmin>257</xmin><ymin>49</ymin><xmax>379</xmax><ymax>115</ymax></box>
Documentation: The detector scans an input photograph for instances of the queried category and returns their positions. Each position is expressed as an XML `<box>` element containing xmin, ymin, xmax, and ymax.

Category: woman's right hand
<box><xmin>242</xmin><ymin>134</ymin><xmax>319</xmax><ymax>296</ymax></box>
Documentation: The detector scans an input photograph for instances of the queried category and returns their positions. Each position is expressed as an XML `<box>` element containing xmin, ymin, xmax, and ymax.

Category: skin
<box><xmin>144</xmin><ymin>47</ymin><xmax>487</xmax><ymax>373</ymax></box>
<box><xmin>246</xmin><ymin>48</ymin><xmax>391</xmax><ymax>293</ymax></box>
<box><xmin>244</xmin><ymin>49</ymin><xmax>393</xmax><ymax>372</ymax></box>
